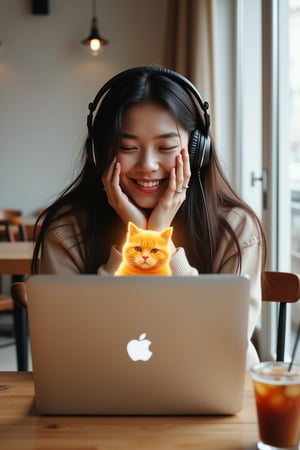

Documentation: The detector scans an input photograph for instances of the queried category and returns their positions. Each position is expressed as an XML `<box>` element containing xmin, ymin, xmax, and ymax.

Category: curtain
<box><xmin>163</xmin><ymin>0</ymin><xmax>216</xmax><ymax>115</ymax></box>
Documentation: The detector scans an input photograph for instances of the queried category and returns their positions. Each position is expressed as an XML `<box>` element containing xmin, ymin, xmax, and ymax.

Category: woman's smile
<box><xmin>133</xmin><ymin>178</ymin><xmax>166</xmax><ymax>192</ymax></box>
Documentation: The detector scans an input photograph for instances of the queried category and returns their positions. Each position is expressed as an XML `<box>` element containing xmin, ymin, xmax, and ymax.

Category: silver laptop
<box><xmin>27</xmin><ymin>274</ymin><xmax>250</xmax><ymax>416</ymax></box>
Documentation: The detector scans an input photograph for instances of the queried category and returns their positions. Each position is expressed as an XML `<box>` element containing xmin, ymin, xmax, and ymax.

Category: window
<box><xmin>238</xmin><ymin>0</ymin><xmax>300</xmax><ymax>361</ymax></box>
<box><xmin>289</xmin><ymin>0</ymin><xmax>300</xmax><ymax>275</ymax></box>
<box><xmin>260</xmin><ymin>0</ymin><xmax>300</xmax><ymax>361</ymax></box>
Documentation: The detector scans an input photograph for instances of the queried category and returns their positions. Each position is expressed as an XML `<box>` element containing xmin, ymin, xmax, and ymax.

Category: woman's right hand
<box><xmin>102</xmin><ymin>159</ymin><xmax>148</xmax><ymax>229</ymax></box>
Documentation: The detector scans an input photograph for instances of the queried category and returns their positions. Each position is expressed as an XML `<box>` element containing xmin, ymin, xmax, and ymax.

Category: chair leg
<box><xmin>13</xmin><ymin>305</ymin><xmax>28</xmax><ymax>371</ymax></box>
<box><xmin>276</xmin><ymin>303</ymin><xmax>287</xmax><ymax>362</ymax></box>
<box><xmin>12</xmin><ymin>275</ymin><xmax>28</xmax><ymax>371</ymax></box>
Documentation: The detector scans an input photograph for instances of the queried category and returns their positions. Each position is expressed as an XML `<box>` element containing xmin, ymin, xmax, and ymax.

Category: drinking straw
<box><xmin>288</xmin><ymin>322</ymin><xmax>300</xmax><ymax>371</ymax></box>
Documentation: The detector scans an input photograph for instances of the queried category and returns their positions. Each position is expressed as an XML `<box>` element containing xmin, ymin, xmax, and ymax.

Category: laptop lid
<box><xmin>27</xmin><ymin>274</ymin><xmax>250</xmax><ymax>415</ymax></box>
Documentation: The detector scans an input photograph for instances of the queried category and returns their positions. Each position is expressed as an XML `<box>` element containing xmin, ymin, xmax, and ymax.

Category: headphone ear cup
<box><xmin>188</xmin><ymin>129</ymin><xmax>211</xmax><ymax>171</ymax></box>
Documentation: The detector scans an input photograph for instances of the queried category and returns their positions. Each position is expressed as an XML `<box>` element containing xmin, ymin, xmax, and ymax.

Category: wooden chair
<box><xmin>0</xmin><ymin>294</ymin><xmax>14</xmax><ymax>349</ymax></box>
<box><xmin>0</xmin><ymin>208</ymin><xmax>27</xmax><ymax>314</ymax></box>
<box><xmin>0</xmin><ymin>209</ymin><xmax>28</xmax><ymax>367</ymax></box>
<box><xmin>0</xmin><ymin>209</ymin><xmax>28</xmax><ymax>241</ymax></box>
<box><xmin>0</xmin><ymin>208</ymin><xmax>34</xmax><ymax>319</ymax></box>
<box><xmin>0</xmin><ymin>295</ymin><xmax>13</xmax><ymax>311</ymax></box>
<box><xmin>10</xmin><ymin>282</ymin><xmax>28</xmax><ymax>371</ymax></box>
<box><xmin>262</xmin><ymin>271</ymin><xmax>300</xmax><ymax>361</ymax></box>
<box><xmin>0</xmin><ymin>294</ymin><xmax>13</xmax><ymax>322</ymax></box>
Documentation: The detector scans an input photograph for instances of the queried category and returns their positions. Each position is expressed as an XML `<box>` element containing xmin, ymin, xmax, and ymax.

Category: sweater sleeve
<box><xmin>214</xmin><ymin>208</ymin><xmax>263</xmax><ymax>368</ymax></box>
<box><xmin>39</xmin><ymin>218</ymin><xmax>86</xmax><ymax>274</ymax></box>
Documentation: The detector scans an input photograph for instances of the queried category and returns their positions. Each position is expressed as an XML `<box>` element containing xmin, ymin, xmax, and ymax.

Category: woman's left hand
<box><xmin>148</xmin><ymin>148</ymin><xmax>191</xmax><ymax>230</ymax></box>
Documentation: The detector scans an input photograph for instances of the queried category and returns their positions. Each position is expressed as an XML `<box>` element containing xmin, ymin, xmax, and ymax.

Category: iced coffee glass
<box><xmin>251</xmin><ymin>361</ymin><xmax>300</xmax><ymax>450</ymax></box>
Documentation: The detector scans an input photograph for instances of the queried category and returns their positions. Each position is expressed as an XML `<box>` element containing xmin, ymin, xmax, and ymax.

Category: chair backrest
<box><xmin>0</xmin><ymin>294</ymin><xmax>13</xmax><ymax>312</ymax></box>
<box><xmin>11</xmin><ymin>282</ymin><xmax>28</xmax><ymax>308</ymax></box>
<box><xmin>262</xmin><ymin>271</ymin><xmax>300</xmax><ymax>361</ymax></box>
<box><xmin>0</xmin><ymin>209</ymin><xmax>27</xmax><ymax>241</ymax></box>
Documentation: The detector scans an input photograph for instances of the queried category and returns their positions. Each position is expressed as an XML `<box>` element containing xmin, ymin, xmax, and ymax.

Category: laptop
<box><xmin>26</xmin><ymin>274</ymin><xmax>250</xmax><ymax>416</ymax></box>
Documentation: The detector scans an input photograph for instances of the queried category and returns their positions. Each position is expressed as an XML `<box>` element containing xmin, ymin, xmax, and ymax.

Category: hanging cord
<box><xmin>92</xmin><ymin>0</ymin><xmax>96</xmax><ymax>16</ymax></box>
<box><xmin>197</xmin><ymin>170</ymin><xmax>214</xmax><ymax>272</ymax></box>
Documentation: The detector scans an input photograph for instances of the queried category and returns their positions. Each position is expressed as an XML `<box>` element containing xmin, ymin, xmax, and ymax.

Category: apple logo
<box><xmin>126</xmin><ymin>332</ymin><xmax>153</xmax><ymax>361</ymax></box>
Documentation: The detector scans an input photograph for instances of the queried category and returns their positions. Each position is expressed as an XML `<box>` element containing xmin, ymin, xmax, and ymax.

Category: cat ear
<box><xmin>128</xmin><ymin>221</ymin><xmax>140</xmax><ymax>235</ymax></box>
<box><xmin>160</xmin><ymin>226</ymin><xmax>173</xmax><ymax>241</ymax></box>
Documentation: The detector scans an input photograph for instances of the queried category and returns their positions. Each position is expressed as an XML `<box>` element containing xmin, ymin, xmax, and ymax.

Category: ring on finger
<box><xmin>182</xmin><ymin>185</ymin><xmax>189</xmax><ymax>189</ymax></box>
<box><xmin>175</xmin><ymin>189</ymin><xmax>183</xmax><ymax>193</ymax></box>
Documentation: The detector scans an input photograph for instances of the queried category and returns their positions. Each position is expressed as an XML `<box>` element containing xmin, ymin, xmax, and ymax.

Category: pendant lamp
<box><xmin>81</xmin><ymin>0</ymin><xmax>109</xmax><ymax>56</ymax></box>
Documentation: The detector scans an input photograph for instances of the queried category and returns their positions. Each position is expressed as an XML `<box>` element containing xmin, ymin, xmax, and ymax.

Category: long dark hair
<box><xmin>32</xmin><ymin>67</ymin><xmax>266</xmax><ymax>274</ymax></box>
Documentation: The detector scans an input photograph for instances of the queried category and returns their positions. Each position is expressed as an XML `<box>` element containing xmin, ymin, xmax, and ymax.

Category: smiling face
<box><xmin>117</xmin><ymin>102</ymin><xmax>189</xmax><ymax>209</ymax></box>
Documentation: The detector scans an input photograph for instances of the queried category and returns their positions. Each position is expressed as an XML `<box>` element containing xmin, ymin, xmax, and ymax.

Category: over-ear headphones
<box><xmin>87</xmin><ymin>66</ymin><xmax>211</xmax><ymax>171</ymax></box>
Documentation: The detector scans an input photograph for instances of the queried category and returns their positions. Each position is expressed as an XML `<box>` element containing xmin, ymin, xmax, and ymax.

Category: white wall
<box><xmin>0</xmin><ymin>0</ymin><xmax>168</xmax><ymax>215</ymax></box>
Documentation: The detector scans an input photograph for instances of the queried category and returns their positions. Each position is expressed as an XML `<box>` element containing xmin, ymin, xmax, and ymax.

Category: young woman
<box><xmin>32</xmin><ymin>66</ymin><xmax>266</xmax><ymax>368</ymax></box>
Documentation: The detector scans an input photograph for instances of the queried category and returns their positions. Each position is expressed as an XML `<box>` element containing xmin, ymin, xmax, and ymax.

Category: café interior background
<box><xmin>1</xmin><ymin>1</ymin><xmax>299</xmax><ymax>366</ymax></box>
<box><xmin>0</xmin><ymin>0</ymin><xmax>169</xmax><ymax>215</ymax></box>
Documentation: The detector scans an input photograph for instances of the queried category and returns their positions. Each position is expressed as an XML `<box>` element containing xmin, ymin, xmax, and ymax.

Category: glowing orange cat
<box><xmin>114</xmin><ymin>222</ymin><xmax>173</xmax><ymax>276</ymax></box>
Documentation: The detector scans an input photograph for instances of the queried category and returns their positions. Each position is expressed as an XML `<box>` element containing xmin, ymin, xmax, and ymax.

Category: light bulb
<box><xmin>90</xmin><ymin>39</ymin><xmax>101</xmax><ymax>56</ymax></box>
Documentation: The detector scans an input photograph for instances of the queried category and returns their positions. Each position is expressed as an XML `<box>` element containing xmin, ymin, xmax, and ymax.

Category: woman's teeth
<box><xmin>137</xmin><ymin>180</ymin><xmax>160</xmax><ymax>188</ymax></box>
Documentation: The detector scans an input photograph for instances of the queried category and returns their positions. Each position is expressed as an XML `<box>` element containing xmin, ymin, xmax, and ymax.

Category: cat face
<box><xmin>122</xmin><ymin>222</ymin><xmax>172</xmax><ymax>272</ymax></box>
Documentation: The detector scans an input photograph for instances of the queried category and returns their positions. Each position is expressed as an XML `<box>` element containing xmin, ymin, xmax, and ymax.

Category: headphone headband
<box><xmin>87</xmin><ymin>66</ymin><xmax>212</xmax><ymax>171</ymax></box>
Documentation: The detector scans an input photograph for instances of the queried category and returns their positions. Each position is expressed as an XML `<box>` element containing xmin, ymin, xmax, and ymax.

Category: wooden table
<box><xmin>0</xmin><ymin>242</ymin><xmax>35</xmax><ymax>371</ymax></box>
<box><xmin>0</xmin><ymin>371</ymin><xmax>259</xmax><ymax>449</ymax></box>
<box><xmin>0</xmin><ymin>241</ymin><xmax>34</xmax><ymax>275</ymax></box>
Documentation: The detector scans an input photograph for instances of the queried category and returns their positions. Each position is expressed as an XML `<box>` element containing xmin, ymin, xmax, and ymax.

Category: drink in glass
<box><xmin>251</xmin><ymin>361</ymin><xmax>300</xmax><ymax>449</ymax></box>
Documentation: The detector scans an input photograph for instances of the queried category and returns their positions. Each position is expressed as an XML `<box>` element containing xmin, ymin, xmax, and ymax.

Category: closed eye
<box><xmin>119</xmin><ymin>146</ymin><xmax>138</xmax><ymax>151</ymax></box>
<box><xmin>159</xmin><ymin>146</ymin><xmax>178</xmax><ymax>151</ymax></box>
